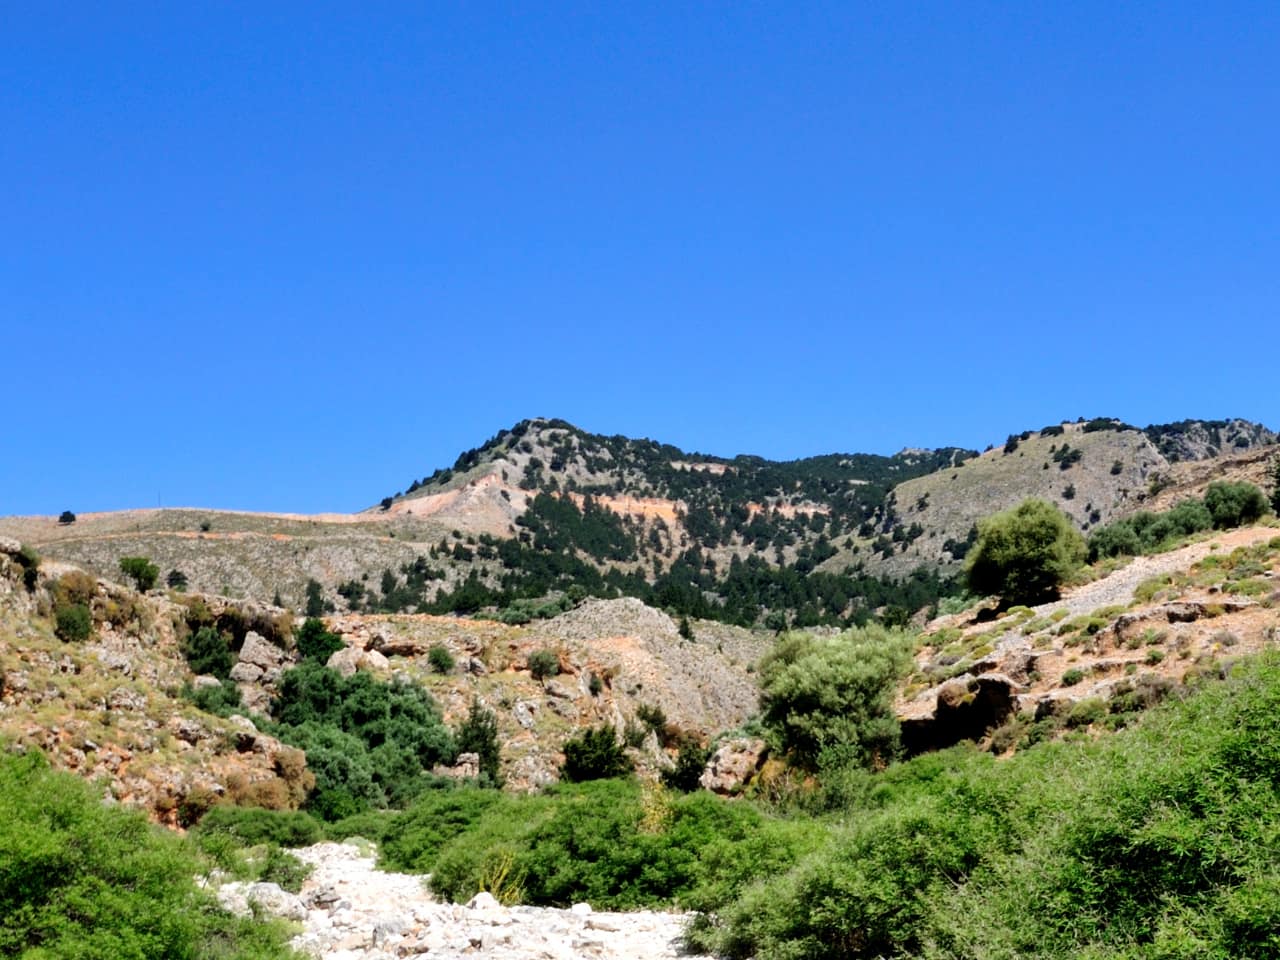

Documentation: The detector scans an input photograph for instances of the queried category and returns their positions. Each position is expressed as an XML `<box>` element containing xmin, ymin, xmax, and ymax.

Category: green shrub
<box><xmin>528</xmin><ymin>649</ymin><xmax>560</xmax><ymax>680</ymax></box>
<box><xmin>1088</xmin><ymin>521</ymin><xmax>1142</xmax><ymax>561</ymax></box>
<box><xmin>413</xmin><ymin>779</ymin><xmax>818</xmax><ymax>913</ymax></box>
<box><xmin>181</xmin><ymin>625</ymin><xmax>233</xmax><ymax>679</ymax></box>
<box><xmin>269</xmin><ymin>662</ymin><xmax>455</xmax><ymax>817</ymax></box>
<box><xmin>259</xmin><ymin>846</ymin><xmax>312</xmax><ymax>893</ymax></box>
<box><xmin>1204</xmin><ymin>481</ymin><xmax>1269</xmax><ymax>529</ymax></box>
<box><xmin>0</xmin><ymin>750</ymin><xmax>299</xmax><ymax>959</ymax></box>
<box><xmin>453</xmin><ymin>699</ymin><xmax>502</xmax><ymax>785</ymax></box>
<box><xmin>321</xmin><ymin>809</ymin><xmax>397</xmax><ymax>844</ymax></box>
<box><xmin>295</xmin><ymin>617</ymin><xmax>343</xmax><ymax>663</ymax></box>
<box><xmin>703</xmin><ymin>651</ymin><xmax>1280</xmax><ymax>960</ymax></box>
<box><xmin>758</xmin><ymin>625</ymin><xmax>914</xmax><ymax>771</ymax></box>
<box><xmin>428</xmin><ymin>643</ymin><xmax>456</xmax><ymax>674</ymax></box>
<box><xmin>1164</xmin><ymin>498</ymin><xmax>1214</xmax><ymax>536</ymax></box>
<box><xmin>54</xmin><ymin>602</ymin><xmax>92</xmax><ymax>642</ymax></box>
<box><xmin>119</xmin><ymin>556</ymin><xmax>160</xmax><ymax>592</ymax></box>
<box><xmin>182</xmin><ymin>678</ymin><xmax>243</xmax><ymax>716</ymax></box>
<box><xmin>381</xmin><ymin>787</ymin><xmax>507</xmax><ymax>873</ymax></box>
<box><xmin>1061</xmin><ymin>668</ymin><xmax>1085</xmax><ymax>686</ymax></box>
<box><xmin>663</xmin><ymin>738</ymin><xmax>711</xmax><ymax>792</ymax></box>
<box><xmin>966</xmin><ymin>499</ymin><xmax>1086</xmax><ymax>605</ymax></box>
<box><xmin>193</xmin><ymin>805</ymin><xmax>324</xmax><ymax>847</ymax></box>
<box><xmin>1064</xmin><ymin>697</ymin><xmax>1106</xmax><ymax>728</ymax></box>
<box><xmin>560</xmin><ymin>726</ymin><xmax>632</xmax><ymax>782</ymax></box>
<box><xmin>15</xmin><ymin>544</ymin><xmax>39</xmax><ymax>591</ymax></box>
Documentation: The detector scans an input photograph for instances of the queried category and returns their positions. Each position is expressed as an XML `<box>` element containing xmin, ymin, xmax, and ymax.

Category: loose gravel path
<box><xmin>1033</xmin><ymin>527</ymin><xmax>1277</xmax><ymax>619</ymax></box>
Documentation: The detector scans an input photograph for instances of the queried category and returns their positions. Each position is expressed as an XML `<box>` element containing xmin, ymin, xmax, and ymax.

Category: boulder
<box><xmin>229</xmin><ymin>661</ymin><xmax>263</xmax><ymax>683</ymax></box>
<box><xmin>244</xmin><ymin>882</ymin><xmax>308</xmax><ymax>922</ymax></box>
<box><xmin>325</xmin><ymin>647</ymin><xmax>362</xmax><ymax>678</ymax></box>
<box><xmin>699</xmin><ymin>738</ymin><xmax>767</xmax><ymax>794</ymax></box>
<box><xmin>434</xmin><ymin>752</ymin><xmax>481</xmax><ymax>780</ymax></box>
<box><xmin>543</xmin><ymin>679</ymin><xmax>576</xmax><ymax>700</ymax></box>
<box><xmin>167</xmin><ymin>716</ymin><xmax>208</xmax><ymax>744</ymax></box>
<box><xmin>107</xmin><ymin>686</ymin><xmax>147</xmax><ymax>712</ymax></box>
<box><xmin>901</xmin><ymin>673</ymin><xmax>1019</xmax><ymax>755</ymax></box>
<box><xmin>325</xmin><ymin>646</ymin><xmax>390</xmax><ymax>678</ymax></box>
<box><xmin>237</xmin><ymin>632</ymin><xmax>283</xmax><ymax>671</ymax></box>
<box><xmin>513</xmin><ymin>700</ymin><xmax>538</xmax><ymax>729</ymax></box>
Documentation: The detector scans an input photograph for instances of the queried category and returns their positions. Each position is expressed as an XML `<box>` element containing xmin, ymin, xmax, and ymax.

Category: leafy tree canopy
<box><xmin>759</xmin><ymin>624</ymin><xmax>914</xmax><ymax>771</ymax></box>
<box><xmin>966</xmin><ymin>499</ymin><xmax>1085</xmax><ymax>605</ymax></box>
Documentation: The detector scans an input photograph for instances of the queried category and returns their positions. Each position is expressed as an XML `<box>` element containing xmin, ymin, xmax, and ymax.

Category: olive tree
<box><xmin>759</xmin><ymin>624</ymin><xmax>915</xmax><ymax>771</ymax></box>
<box><xmin>965</xmin><ymin>499</ymin><xmax>1086</xmax><ymax>605</ymax></box>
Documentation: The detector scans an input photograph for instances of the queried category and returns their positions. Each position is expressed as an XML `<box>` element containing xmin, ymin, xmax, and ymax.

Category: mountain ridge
<box><xmin>2</xmin><ymin>415</ymin><xmax>1274</xmax><ymax>631</ymax></box>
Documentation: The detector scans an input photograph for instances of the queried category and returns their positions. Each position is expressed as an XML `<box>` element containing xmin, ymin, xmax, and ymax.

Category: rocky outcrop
<box><xmin>699</xmin><ymin>738</ymin><xmax>767</xmax><ymax>794</ymax></box>
<box><xmin>325</xmin><ymin>646</ymin><xmax>390</xmax><ymax>678</ymax></box>
<box><xmin>900</xmin><ymin>673</ymin><xmax>1019</xmax><ymax>756</ymax></box>
<box><xmin>1106</xmin><ymin>598</ymin><xmax>1258</xmax><ymax>640</ymax></box>
<box><xmin>231</xmin><ymin>630</ymin><xmax>290</xmax><ymax>713</ymax></box>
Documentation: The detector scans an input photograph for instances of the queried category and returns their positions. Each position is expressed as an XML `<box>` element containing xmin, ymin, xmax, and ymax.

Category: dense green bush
<box><xmin>393</xmin><ymin>779</ymin><xmax>818</xmax><ymax>912</ymax></box>
<box><xmin>1089</xmin><ymin>491</ymin><xmax>1254</xmax><ymax>562</ymax></box>
<box><xmin>698</xmin><ymin>652</ymin><xmax>1280</xmax><ymax>960</ymax></box>
<box><xmin>662</xmin><ymin>738</ymin><xmax>711</xmax><ymax>792</ymax></box>
<box><xmin>1088</xmin><ymin>520</ymin><xmax>1143</xmax><ymax>560</ymax></box>
<box><xmin>758</xmin><ymin>625</ymin><xmax>914</xmax><ymax>771</ymax></box>
<box><xmin>193</xmin><ymin>805</ymin><xmax>324</xmax><ymax>847</ymax></box>
<box><xmin>181</xmin><ymin>677</ymin><xmax>243</xmax><ymax>716</ymax></box>
<box><xmin>295</xmin><ymin>617</ymin><xmax>343</xmax><ymax>662</ymax></box>
<box><xmin>0</xmin><ymin>750</ymin><xmax>299</xmax><ymax>959</ymax></box>
<box><xmin>966</xmin><ymin>499</ymin><xmax>1086</xmax><ymax>604</ymax></box>
<box><xmin>15</xmin><ymin>544</ymin><xmax>39</xmax><ymax>591</ymax></box>
<box><xmin>381</xmin><ymin>787</ymin><xmax>506</xmax><ymax>873</ymax></box>
<box><xmin>560</xmin><ymin>725</ymin><xmax>632</xmax><ymax>782</ymax></box>
<box><xmin>119</xmin><ymin>556</ymin><xmax>160</xmax><ymax>592</ymax></box>
<box><xmin>181</xmin><ymin>624</ymin><xmax>233</xmax><ymax>679</ymax></box>
<box><xmin>453</xmin><ymin>699</ymin><xmax>502</xmax><ymax>785</ymax></box>
<box><xmin>428</xmin><ymin>643</ymin><xmax>456</xmax><ymax>673</ymax></box>
<box><xmin>268</xmin><ymin>662</ymin><xmax>455</xmax><ymax>817</ymax></box>
<box><xmin>528</xmin><ymin>649</ymin><xmax>560</xmax><ymax>680</ymax></box>
<box><xmin>1204</xmin><ymin>480</ymin><xmax>1269</xmax><ymax>529</ymax></box>
<box><xmin>54</xmin><ymin>602</ymin><xmax>92</xmax><ymax>642</ymax></box>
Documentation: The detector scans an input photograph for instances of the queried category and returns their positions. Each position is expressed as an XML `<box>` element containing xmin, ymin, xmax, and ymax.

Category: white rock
<box><xmin>229</xmin><ymin>661</ymin><xmax>264</xmax><ymax>683</ymax></box>
<box><xmin>245</xmin><ymin>882</ymin><xmax>308</xmax><ymax>922</ymax></box>
<box><xmin>238</xmin><ymin>631</ymin><xmax>284</xmax><ymax>670</ymax></box>
<box><xmin>467</xmin><ymin>891</ymin><xmax>500</xmax><ymax>910</ymax></box>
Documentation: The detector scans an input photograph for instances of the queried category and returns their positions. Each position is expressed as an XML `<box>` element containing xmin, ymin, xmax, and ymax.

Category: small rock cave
<box><xmin>901</xmin><ymin>674</ymin><xmax>1018</xmax><ymax>756</ymax></box>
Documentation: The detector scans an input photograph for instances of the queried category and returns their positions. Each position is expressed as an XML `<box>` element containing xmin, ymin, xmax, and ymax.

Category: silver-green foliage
<box><xmin>759</xmin><ymin>624</ymin><xmax>915</xmax><ymax>771</ymax></box>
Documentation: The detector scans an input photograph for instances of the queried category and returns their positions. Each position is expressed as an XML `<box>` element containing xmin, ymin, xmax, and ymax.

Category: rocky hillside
<box><xmin>899</xmin><ymin>522</ymin><xmax>1280</xmax><ymax>755</ymax></box>
<box><xmin>0</xmin><ymin>537</ymin><xmax>307</xmax><ymax>825</ymax></box>
<box><xmin>6</xmin><ymin>499</ymin><xmax>1280</xmax><ymax>822</ymax></box>
<box><xmin>0</xmin><ymin>537</ymin><xmax>768</xmax><ymax>819</ymax></box>
<box><xmin>2</xmin><ymin>416</ymin><xmax>1273</xmax><ymax>632</ymax></box>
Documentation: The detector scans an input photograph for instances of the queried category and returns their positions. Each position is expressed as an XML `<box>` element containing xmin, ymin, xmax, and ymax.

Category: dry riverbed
<box><xmin>217</xmin><ymin>840</ymin><xmax>697</xmax><ymax>960</ymax></box>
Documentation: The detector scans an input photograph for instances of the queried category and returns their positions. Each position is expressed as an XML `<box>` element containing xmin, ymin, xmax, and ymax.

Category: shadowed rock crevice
<box><xmin>901</xmin><ymin>674</ymin><xmax>1018</xmax><ymax>756</ymax></box>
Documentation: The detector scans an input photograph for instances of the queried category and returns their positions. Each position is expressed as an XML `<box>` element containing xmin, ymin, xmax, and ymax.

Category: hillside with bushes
<box><xmin>4</xmin><ymin>416</ymin><xmax>1273</xmax><ymax>635</ymax></box>
<box><xmin>4</xmin><ymin>416</ymin><xmax>1280</xmax><ymax>958</ymax></box>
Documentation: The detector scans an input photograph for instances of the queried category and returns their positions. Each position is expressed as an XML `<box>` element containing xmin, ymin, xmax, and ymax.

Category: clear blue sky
<box><xmin>3</xmin><ymin>3</ymin><xmax>1277</xmax><ymax>514</ymax></box>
